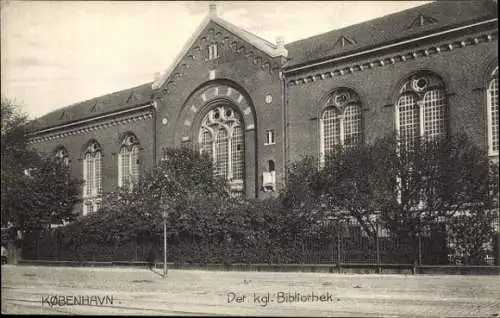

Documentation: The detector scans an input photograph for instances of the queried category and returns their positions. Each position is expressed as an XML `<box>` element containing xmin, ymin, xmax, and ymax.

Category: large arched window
<box><xmin>82</xmin><ymin>141</ymin><xmax>102</xmax><ymax>215</ymax></box>
<box><xmin>320</xmin><ymin>88</ymin><xmax>363</xmax><ymax>166</ymax></box>
<box><xmin>54</xmin><ymin>147</ymin><xmax>69</xmax><ymax>166</ymax></box>
<box><xmin>395</xmin><ymin>72</ymin><xmax>447</xmax><ymax>149</ymax></box>
<box><xmin>198</xmin><ymin>105</ymin><xmax>245</xmax><ymax>194</ymax></box>
<box><xmin>487</xmin><ymin>66</ymin><xmax>499</xmax><ymax>156</ymax></box>
<box><xmin>118</xmin><ymin>134</ymin><xmax>140</xmax><ymax>189</ymax></box>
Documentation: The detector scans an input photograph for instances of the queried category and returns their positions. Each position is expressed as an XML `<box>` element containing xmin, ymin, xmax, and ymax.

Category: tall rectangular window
<box><xmin>208</xmin><ymin>43</ymin><xmax>218</xmax><ymax>60</ymax></box>
<box><xmin>118</xmin><ymin>136</ymin><xmax>140</xmax><ymax>190</ymax></box>
<box><xmin>216</xmin><ymin>128</ymin><xmax>228</xmax><ymax>177</ymax></box>
<box><xmin>231</xmin><ymin>126</ymin><xmax>244</xmax><ymax>180</ymax></box>
<box><xmin>82</xmin><ymin>142</ymin><xmax>102</xmax><ymax>215</ymax></box>
<box><xmin>488</xmin><ymin>75</ymin><xmax>499</xmax><ymax>155</ymax></box>
<box><xmin>398</xmin><ymin>94</ymin><xmax>420</xmax><ymax>149</ymax></box>
<box><xmin>265</xmin><ymin>130</ymin><xmax>275</xmax><ymax>145</ymax></box>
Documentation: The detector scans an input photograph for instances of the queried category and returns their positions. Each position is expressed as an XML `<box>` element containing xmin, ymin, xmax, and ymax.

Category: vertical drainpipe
<box><xmin>280</xmin><ymin>70</ymin><xmax>287</xmax><ymax>187</ymax></box>
<box><xmin>152</xmin><ymin>99</ymin><xmax>158</xmax><ymax>166</ymax></box>
<box><xmin>276</xmin><ymin>36</ymin><xmax>288</xmax><ymax>189</ymax></box>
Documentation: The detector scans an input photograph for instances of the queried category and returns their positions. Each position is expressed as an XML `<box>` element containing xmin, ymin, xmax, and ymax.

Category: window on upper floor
<box><xmin>208</xmin><ymin>43</ymin><xmax>219</xmax><ymax>60</ymax></box>
<box><xmin>82</xmin><ymin>141</ymin><xmax>102</xmax><ymax>215</ymax></box>
<box><xmin>395</xmin><ymin>72</ymin><xmax>447</xmax><ymax>150</ymax></box>
<box><xmin>320</xmin><ymin>88</ymin><xmax>363</xmax><ymax>166</ymax></box>
<box><xmin>487</xmin><ymin>66</ymin><xmax>499</xmax><ymax>156</ymax></box>
<box><xmin>118</xmin><ymin>134</ymin><xmax>140</xmax><ymax>190</ymax></box>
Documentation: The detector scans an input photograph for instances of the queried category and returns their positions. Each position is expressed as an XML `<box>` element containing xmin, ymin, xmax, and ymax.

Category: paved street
<box><xmin>1</xmin><ymin>265</ymin><xmax>499</xmax><ymax>316</ymax></box>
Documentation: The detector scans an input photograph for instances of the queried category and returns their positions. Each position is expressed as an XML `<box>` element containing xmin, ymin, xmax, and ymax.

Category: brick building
<box><xmin>27</xmin><ymin>1</ymin><xmax>498</xmax><ymax>215</ymax></box>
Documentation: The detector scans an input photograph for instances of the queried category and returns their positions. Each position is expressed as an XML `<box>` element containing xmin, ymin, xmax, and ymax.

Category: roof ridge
<box><xmin>286</xmin><ymin>1</ymin><xmax>434</xmax><ymax>47</ymax></box>
<box><xmin>69</xmin><ymin>82</ymin><xmax>153</xmax><ymax>107</ymax></box>
<box><xmin>31</xmin><ymin>81</ymin><xmax>154</xmax><ymax>126</ymax></box>
<box><xmin>284</xmin><ymin>0</ymin><xmax>496</xmax><ymax>69</ymax></box>
<box><xmin>212</xmin><ymin>16</ymin><xmax>277</xmax><ymax>49</ymax></box>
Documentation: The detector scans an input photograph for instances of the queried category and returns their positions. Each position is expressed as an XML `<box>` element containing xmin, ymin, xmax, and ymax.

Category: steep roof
<box><xmin>284</xmin><ymin>0</ymin><xmax>498</xmax><ymax>70</ymax></box>
<box><xmin>28</xmin><ymin>82</ymin><xmax>154</xmax><ymax>133</ymax></box>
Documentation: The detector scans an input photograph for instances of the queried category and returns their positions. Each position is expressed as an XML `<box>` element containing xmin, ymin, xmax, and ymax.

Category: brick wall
<box><xmin>285</xmin><ymin>29</ymin><xmax>498</xmax><ymax>163</ymax></box>
<box><xmin>28</xmin><ymin>20</ymin><xmax>498</xmax><ymax>205</ymax></box>
<box><xmin>28</xmin><ymin>111</ymin><xmax>155</xmax><ymax>214</ymax></box>
<box><xmin>154</xmin><ymin>21</ymin><xmax>285</xmax><ymax>198</ymax></box>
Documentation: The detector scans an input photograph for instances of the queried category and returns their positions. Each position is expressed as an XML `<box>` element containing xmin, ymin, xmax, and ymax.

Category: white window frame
<box><xmin>118</xmin><ymin>135</ymin><xmax>140</xmax><ymax>190</ymax></box>
<box><xmin>394</xmin><ymin>74</ymin><xmax>447</xmax><ymax>148</ymax></box>
<box><xmin>208</xmin><ymin>43</ymin><xmax>218</xmax><ymax>60</ymax></box>
<box><xmin>265</xmin><ymin>130</ymin><xmax>275</xmax><ymax>145</ymax></box>
<box><xmin>319</xmin><ymin>89</ymin><xmax>363</xmax><ymax>167</ymax></box>
<box><xmin>82</xmin><ymin>142</ymin><xmax>102</xmax><ymax>216</ymax></box>
<box><xmin>319</xmin><ymin>108</ymin><xmax>342</xmax><ymax>167</ymax></box>
<box><xmin>487</xmin><ymin>66</ymin><xmax>499</xmax><ymax>157</ymax></box>
<box><xmin>198</xmin><ymin>105</ymin><xmax>244</xmax><ymax>192</ymax></box>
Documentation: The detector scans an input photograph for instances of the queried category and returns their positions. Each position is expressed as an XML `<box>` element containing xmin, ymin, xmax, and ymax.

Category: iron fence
<box><xmin>22</xmin><ymin>214</ymin><xmax>499</xmax><ymax>266</ymax></box>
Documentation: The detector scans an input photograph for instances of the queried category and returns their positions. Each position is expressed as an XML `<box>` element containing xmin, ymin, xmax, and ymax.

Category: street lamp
<box><xmin>162</xmin><ymin>205</ymin><xmax>168</xmax><ymax>279</ymax></box>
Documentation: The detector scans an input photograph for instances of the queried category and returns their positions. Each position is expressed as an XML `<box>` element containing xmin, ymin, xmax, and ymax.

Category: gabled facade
<box><xmin>27</xmin><ymin>1</ymin><xmax>498</xmax><ymax>215</ymax></box>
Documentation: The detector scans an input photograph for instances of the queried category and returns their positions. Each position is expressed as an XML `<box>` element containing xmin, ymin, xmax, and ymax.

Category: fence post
<box><xmin>331</xmin><ymin>223</ymin><xmax>335</xmax><ymax>266</ymax></box>
<box><xmin>135</xmin><ymin>242</ymin><xmax>138</xmax><ymax>262</ymax></box>
<box><xmin>36</xmin><ymin>231</ymin><xmax>40</xmax><ymax>260</ymax></box>
<box><xmin>376</xmin><ymin>221</ymin><xmax>381</xmax><ymax>274</ymax></box>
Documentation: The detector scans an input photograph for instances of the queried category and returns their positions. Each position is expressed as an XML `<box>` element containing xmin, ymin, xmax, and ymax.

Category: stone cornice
<box><xmin>28</xmin><ymin>102</ymin><xmax>154</xmax><ymax>137</ymax></box>
<box><xmin>284</xmin><ymin>17</ymin><xmax>498</xmax><ymax>74</ymax></box>
<box><xmin>27</xmin><ymin>110</ymin><xmax>153</xmax><ymax>145</ymax></box>
<box><xmin>286</xmin><ymin>32</ymin><xmax>498</xmax><ymax>87</ymax></box>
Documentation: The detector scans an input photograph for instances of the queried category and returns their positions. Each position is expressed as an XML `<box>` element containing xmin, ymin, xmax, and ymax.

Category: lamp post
<box><xmin>162</xmin><ymin>206</ymin><xmax>168</xmax><ymax>279</ymax></box>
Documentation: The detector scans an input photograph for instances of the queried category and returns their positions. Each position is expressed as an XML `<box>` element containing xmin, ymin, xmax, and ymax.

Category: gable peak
<box><xmin>408</xmin><ymin>13</ymin><xmax>438</xmax><ymax>29</ymax></box>
<box><xmin>334</xmin><ymin>35</ymin><xmax>356</xmax><ymax>49</ymax></box>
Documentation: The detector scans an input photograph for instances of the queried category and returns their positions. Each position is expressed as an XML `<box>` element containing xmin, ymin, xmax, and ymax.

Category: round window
<box><xmin>334</xmin><ymin>93</ymin><xmax>348</xmax><ymax>106</ymax></box>
<box><xmin>413</xmin><ymin>77</ymin><xmax>428</xmax><ymax>92</ymax></box>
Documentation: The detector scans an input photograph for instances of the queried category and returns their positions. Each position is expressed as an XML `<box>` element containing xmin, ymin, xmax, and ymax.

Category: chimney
<box><xmin>208</xmin><ymin>2</ymin><xmax>217</xmax><ymax>16</ymax></box>
<box><xmin>276</xmin><ymin>36</ymin><xmax>285</xmax><ymax>49</ymax></box>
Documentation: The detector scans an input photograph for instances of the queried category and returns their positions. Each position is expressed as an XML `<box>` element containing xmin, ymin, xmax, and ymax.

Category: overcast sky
<box><xmin>1</xmin><ymin>1</ymin><xmax>430</xmax><ymax>119</ymax></box>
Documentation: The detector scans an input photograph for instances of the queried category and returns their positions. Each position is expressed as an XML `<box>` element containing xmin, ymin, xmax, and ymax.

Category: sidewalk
<box><xmin>2</xmin><ymin>265</ymin><xmax>500</xmax><ymax>316</ymax></box>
